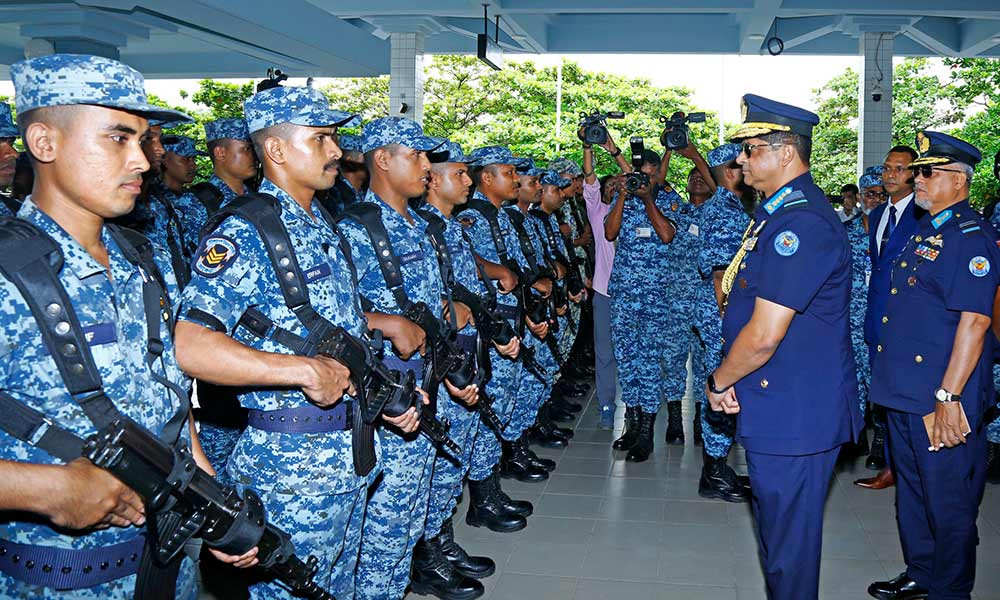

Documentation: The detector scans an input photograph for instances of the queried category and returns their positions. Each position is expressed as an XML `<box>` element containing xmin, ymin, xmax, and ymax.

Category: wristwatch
<box><xmin>609</xmin><ymin>147</ymin><xmax>621</xmax><ymax>157</ymax></box>
<box><xmin>934</xmin><ymin>387</ymin><xmax>961</xmax><ymax>403</ymax></box>
<box><xmin>707</xmin><ymin>373</ymin><xmax>730</xmax><ymax>394</ymax></box>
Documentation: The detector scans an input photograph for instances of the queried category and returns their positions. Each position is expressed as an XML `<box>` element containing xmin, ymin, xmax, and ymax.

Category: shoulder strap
<box><xmin>529</xmin><ymin>209</ymin><xmax>568</xmax><ymax>263</ymax></box>
<box><xmin>151</xmin><ymin>188</ymin><xmax>191</xmax><ymax>288</ymax></box>
<box><xmin>465</xmin><ymin>197</ymin><xmax>515</xmax><ymax>270</ymax></box>
<box><xmin>189</xmin><ymin>182</ymin><xmax>225</xmax><ymax>215</ymax></box>
<box><xmin>1</xmin><ymin>194</ymin><xmax>21</xmax><ymax>215</ymax></box>
<box><xmin>337</xmin><ymin>202</ymin><xmax>413</xmax><ymax>311</ymax></box>
<box><xmin>204</xmin><ymin>193</ymin><xmax>337</xmax><ymax>348</ymax></box>
<box><xmin>0</xmin><ymin>218</ymin><xmax>186</xmax><ymax>459</ymax></box>
<box><xmin>416</xmin><ymin>209</ymin><xmax>459</xmax><ymax>329</ymax></box>
<box><xmin>504</xmin><ymin>206</ymin><xmax>540</xmax><ymax>268</ymax></box>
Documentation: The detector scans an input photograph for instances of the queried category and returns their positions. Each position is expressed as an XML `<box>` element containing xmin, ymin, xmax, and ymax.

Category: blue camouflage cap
<box><xmin>338</xmin><ymin>133</ymin><xmax>363</xmax><ymax>153</ymax></box>
<box><xmin>204</xmin><ymin>117</ymin><xmax>250</xmax><ymax>142</ymax></box>
<box><xmin>162</xmin><ymin>135</ymin><xmax>207</xmax><ymax>158</ymax></box>
<box><xmin>548</xmin><ymin>156</ymin><xmax>583</xmax><ymax>177</ymax></box>
<box><xmin>707</xmin><ymin>143</ymin><xmax>741</xmax><ymax>168</ymax></box>
<box><xmin>731</xmin><ymin>93</ymin><xmax>820</xmax><ymax>141</ymax></box>
<box><xmin>517</xmin><ymin>157</ymin><xmax>545</xmax><ymax>177</ymax></box>
<box><xmin>470</xmin><ymin>145</ymin><xmax>528</xmax><ymax>168</ymax></box>
<box><xmin>244</xmin><ymin>86</ymin><xmax>359</xmax><ymax>134</ymax></box>
<box><xmin>0</xmin><ymin>103</ymin><xmax>17</xmax><ymax>138</ymax></box>
<box><xmin>540</xmin><ymin>170</ymin><xmax>572</xmax><ymax>188</ymax></box>
<box><xmin>361</xmin><ymin>117</ymin><xmax>442</xmax><ymax>154</ymax></box>
<box><xmin>910</xmin><ymin>130</ymin><xmax>982</xmax><ymax>168</ymax></box>
<box><xmin>859</xmin><ymin>165</ymin><xmax>883</xmax><ymax>190</ymax></box>
<box><xmin>10</xmin><ymin>53</ymin><xmax>190</xmax><ymax>124</ymax></box>
<box><xmin>427</xmin><ymin>137</ymin><xmax>477</xmax><ymax>164</ymax></box>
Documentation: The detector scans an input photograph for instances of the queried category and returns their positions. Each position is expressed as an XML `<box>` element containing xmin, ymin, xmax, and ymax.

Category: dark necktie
<box><xmin>880</xmin><ymin>205</ymin><xmax>897</xmax><ymax>259</ymax></box>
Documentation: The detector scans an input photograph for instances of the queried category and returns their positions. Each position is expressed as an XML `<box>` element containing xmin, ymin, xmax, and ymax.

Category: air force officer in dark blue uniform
<box><xmin>867</xmin><ymin>132</ymin><xmax>998</xmax><ymax>600</ymax></box>
<box><xmin>706</xmin><ymin>94</ymin><xmax>861</xmax><ymax>600</ymax></box>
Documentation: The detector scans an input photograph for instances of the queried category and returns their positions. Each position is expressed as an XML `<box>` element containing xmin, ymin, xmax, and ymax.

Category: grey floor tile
<box><xmin>652</xmin><ymin>584</ymin><xmax>738</xmax><ymax>600</ymax></box>
<box><xmin>818</xmin><ymin>558</ymin><xmax>887</xmax><ymax>593</ymax></box>
<box><xmin>662</xmin><ymin>500</ymin><xmax>730</xmax><ymax>525</ymax></box>
<box><xmin>821</xmin><ymin>527</ymin><xmax>880</xmax><ymax>560</ymax></box>
<box><xmin>597</xmin><ymin>496</ymin><xmax>666</xmax><ymax>522</ymax></box>
<box><xmin>606</xmin><ymin>476</ymin><xmax>670</xmax><ymax>499</ymax></box>
<box><xmin>658</xmin><ymin>550</ymin><xmax>735</xmax><ymax>585</ymax></box>
<box><xmin>580</xmin><ymin>544</ymin><xmax>661</xmax><ymax>582</ymax></box>
<box><xmin>572</xmin><ymin>578</ymin><xmax>660</xmax><ymax>600</ymax></box>
<box><xmin>490</xmin><ymin>573</ymin><xmax>578</xmax><ymax>600</ymax></box>
<box><xmin>546</xmin><ymin>473</ymin><xmax>609</xmax><ymax>496</ymax></box>
<box><xmin>555</xmin><ymin>457</ymin><xmax>614</xmax><ymax>477</ymax></box>
<box><xmin>515</xmin><ymin>516</ymin><xmax>596</xmax><ymax>545</ymax></box>
<box><xmin>590</xmin><ymin>519</ymin><xmax>666</xmax><ymax>548</ymax></box>
<box><xmin>534</xmin><ymin>493</ymin><xmax>604</xmax><ymax>518</ymax></box>
<box><xmin>660</xmin><ymin>523</ymin><xmax>735</xmax><ymax>557</ymax></box>
<box><xmin>506</xmin><ymin>541</ymin><xmax>587</xmax><ymax>577</ymax></box>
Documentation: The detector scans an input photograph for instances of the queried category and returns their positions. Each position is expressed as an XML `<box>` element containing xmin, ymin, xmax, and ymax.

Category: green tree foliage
<box><xmin>322</xmin><ymin>56</ymin><xmax>721</xmax><ymax>187</ymax></box>
<box><xmin>945</xmin><ymin>58</ymin><xmax>1000</xmax><ymax>204</ymax></box>
<box><xmin>810</xmin><ymin>58</ymin><xmax>966</xmax><ymax>195</ymax></box>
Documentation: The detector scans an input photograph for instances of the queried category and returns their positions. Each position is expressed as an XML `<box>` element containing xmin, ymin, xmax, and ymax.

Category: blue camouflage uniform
<box><xmin>532</xmin><ymin>171</ymin><xmax>580</xmax><ymax>359</ymax></box>
<box><xmin>0</xmin><ymin>102</ymin><xmax>20</xmax><ymax>218</ymax></box>
<box><xmin>694</xmin><ymin>143</ymin><xmax>750</xmax><ymax>458</ymax></box>
<box><xmin>504</xmin><ymin>162</ymin><xmax>559</xmax><ymax>442</ymax></box>
<box><xmin>607</xmin><ymin>184</ymin><xmax>681</xmax><ymax>414</ymax></box>
<box><xmin>160</xmin><ymin>136</ymin><xmax>208</xmax><ymax>257</ymax></box>
<box><xmin>340</xmin><ymin>117</ymin><xmax>446</xmax><ymax>600</ymax></box>
<box><xmin>848</xmin><ymin>167</ymin><xmax>883</xmax><ymax>417</ymax></box>
<box><xmin>419</xmin><ymin>140</ymin><xmax>487</xmax><ymax>539</ymax></box>
<box><xmin>0</xmin><ymin>53</ymin><xmax>197</xmax><ymax>600</ymax></box>
<box><xmin>662</xmin><ymin>195</ymin><xmax>704</xmax><ymax>414</ymax></box>
<box><xmin>721</xmin><ymin>95</ymin><xmax>860</xmax><ymax>600</ymax></box>
<box><xmin>870</xmin><ymin>132</ymin><xmax>997</xmax><ymax>599</ymax></box>
<box><xmin>456</xmin><ymin>147</ymin><xmax>532</xmax><ymax>481</ymax></box>
<box><xmin>179</xmin><ymin>86</ymin><xmax>368</xmax><ymax>600</ymax></box>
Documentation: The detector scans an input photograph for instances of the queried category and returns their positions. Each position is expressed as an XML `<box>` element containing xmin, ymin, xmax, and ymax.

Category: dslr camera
<box><xmin>624</xmin><ymin>137</ymin><xmax>651</xmax><ymax>194</ymax></box>
<box><xmin>579</xmin><ymin>109</ymin><xmax>625</xmax><ymax>145</ymax></box>
<box><xmin>257</xmin><ymin>68</ymin><xmax>289</xmax><ymax>93</ymax></box>
<box><xmin>659</xmin><ymin>111</ymin><xmax>706</xmax><ymax>150</ymax></box>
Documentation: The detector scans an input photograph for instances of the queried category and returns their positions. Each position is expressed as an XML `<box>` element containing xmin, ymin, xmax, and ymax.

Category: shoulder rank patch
<box><xmin>458</xmin><ymin>216</ymin><xmax>475</xmax><ymax>227</ymax></box>
<box><xmin>960</xmin><ymin>219</ymin><xmax>982</xmax><ymax>235</ymax></box>
<box><xmin>969</xmin><ymin>256</ymin><xmax>990</xmax><ymax>277</ymax></box>
<box><xmin>774</xmin><ymin>230</ymin><xmax>800</xmax><ymax>256</ymax></box>
<box><xmin>763</xmin><ymin>187</ymin><xmax>803</xmax><ymax>215</ymax></box>
<box><xmin>931</xmin><ymin>209</ymin><xmax>953</xmax><ymax>230</ymax></box>
<box><xmin>194</xmin><ymin>236</ymin><xmax>239</xmax><ymax>278</ymax></box>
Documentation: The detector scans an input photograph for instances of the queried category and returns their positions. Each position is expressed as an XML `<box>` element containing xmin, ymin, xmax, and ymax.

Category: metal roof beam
<box><xmin>739</xmin><ymin>0</ymin><xmax>782</xmax><ymax>54</ymax></box>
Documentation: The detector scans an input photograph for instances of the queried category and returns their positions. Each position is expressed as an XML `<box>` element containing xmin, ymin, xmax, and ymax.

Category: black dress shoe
<box><xmin>439</xmin><ymin>519</ymin><xmax>496</xmax><ymax>579</ymax></box>
<box><xmin>867</xmin><ymin>573</ymin><xmax>928</xmax><ymax>600</ymax></box>
<box><xmin>410</xmin><ymin>537</ymin><xmax>485</xmax><ymax>599</ymax></box>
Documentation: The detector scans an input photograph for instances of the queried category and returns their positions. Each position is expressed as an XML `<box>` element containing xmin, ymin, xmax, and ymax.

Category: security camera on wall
<box><xmin>871</xmin><ymin>82</ymin><xmax>883</xmax><ymax>103</ymax></box>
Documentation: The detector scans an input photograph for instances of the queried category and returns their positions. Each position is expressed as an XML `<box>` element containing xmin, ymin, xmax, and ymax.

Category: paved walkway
<box><xmin>409</xmin><ymin>391</ymin><xmax>1000</xmax><ymax>600</ymax></box>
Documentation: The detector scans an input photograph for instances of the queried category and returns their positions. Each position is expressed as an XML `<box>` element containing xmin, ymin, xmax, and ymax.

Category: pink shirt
<box><xmin>584</xmin><ymin>180</ymin><xmax>615</xmax><ymax>297</ymax></box>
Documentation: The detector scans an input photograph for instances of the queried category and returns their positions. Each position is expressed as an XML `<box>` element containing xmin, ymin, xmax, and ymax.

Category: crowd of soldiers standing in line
<box><xmin>1</xmin><ymin>51</ymin><xmax>999</xmax><ymax>600</ymax></box>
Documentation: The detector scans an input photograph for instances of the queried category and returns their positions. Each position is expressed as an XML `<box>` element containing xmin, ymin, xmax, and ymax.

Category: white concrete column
<box><xmin>858</xmin><ymin>32</ymin><xmax>894</xmax><ymax>175</ymax></box>
<box><xmin>389</xmin><ymin>32</ymin><xmax>425</xmax><ymax>125</ymax></box>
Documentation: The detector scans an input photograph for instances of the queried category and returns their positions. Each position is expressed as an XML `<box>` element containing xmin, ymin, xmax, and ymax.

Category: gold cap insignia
<box><xmin>917</xmin><ymin>132</ymin><xmax>930</xmax><ymax>154</ymax></box>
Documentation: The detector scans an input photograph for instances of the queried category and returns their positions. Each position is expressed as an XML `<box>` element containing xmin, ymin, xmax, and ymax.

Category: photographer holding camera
<box><xmin>604</xmin><ymin>134</ymin><xmax>680</xmax><ymax>463</ymax></box>
<box><xmin>581</xmin><ymin>126</ymin><xmax>631</xmax><ymax>429</ymax></box>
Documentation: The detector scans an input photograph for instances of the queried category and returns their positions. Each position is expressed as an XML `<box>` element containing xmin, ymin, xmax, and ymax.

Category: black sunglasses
<box><xmin>909</xmin><ymin>165</ymin><xmax>965</xmax><ymax>179</ymax></box>
<box><xmin>741</xmin><ymin>142</ymin><xmax>787</xmax><ymax>157</ymax></box>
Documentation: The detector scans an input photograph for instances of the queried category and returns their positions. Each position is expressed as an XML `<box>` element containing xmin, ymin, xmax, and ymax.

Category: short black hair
<box><xmin>206</xmin><ymin>139</ymin><xmax>223</xmax><ymax>160</ymax></box>
<box><xmin>762</xmin><ymin>131</ymin><xmax>811</xmax><ymax>165</ymax></box>
<box><xmin>470</xmin><ymin>163</ymin><xmax>500</xmax><ymax>187</ymax></box>
<box><xmin>887</xmin><ymin>145</ymin><xmax>918</xmax><ymax>162</ymax></box>
<box><xmin>841</xmin><ymin>183</ymin><xmax>859</xmax><ymax>194</ymax></box>
<box><xmin>641</xmin><ymin>149</ymin><xmax>661</xmax><ymax>168</ymax></box>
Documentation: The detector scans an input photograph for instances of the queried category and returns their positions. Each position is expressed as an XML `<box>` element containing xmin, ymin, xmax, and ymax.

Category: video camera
<box><xmin>257</xmin><ymin>68</ymin><xmax>289</xmax><ymax>93</ymax></box>
<box><xmin>579</xmin><ymin>109</ymin><xmax>625</xmax><ymax>145</ymax></box>
<box><xmin>659</xmin><ymin>111</ymin><xmax>706</xmax><ymax>150</ymax></box>
<box><xmin>624</xmin><ymin>137</ymin><xmax>651</xmax><ymax>194</ymax></box>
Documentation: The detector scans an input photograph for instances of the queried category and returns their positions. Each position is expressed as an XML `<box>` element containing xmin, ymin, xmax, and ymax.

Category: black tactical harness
<box><xmin>0</xmin><ymin>216</ymin><xmax>190</xmax><ymax>595</ymax></box>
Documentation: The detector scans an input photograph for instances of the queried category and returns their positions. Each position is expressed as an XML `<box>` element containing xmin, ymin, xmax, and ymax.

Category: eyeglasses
<box><xmin>741</xmin><ymin>142</ymin><xmax>787</xmax><ymax>157</ymax></box>
<box><xmin>862</xmin><ymin>189</ymin><xmax>886</xmax><ymax>198</ymax></box>
<box><xmin>910</xmin><ymin>165</ymin><xmax>966</xmax><ymax>179</ymax></box>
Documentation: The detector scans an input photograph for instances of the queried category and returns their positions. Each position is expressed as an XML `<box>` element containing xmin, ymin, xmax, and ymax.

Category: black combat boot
<box><xmin>439</xmin><ymin>518</ymin><xmax>496</xmax><ymax>579</ymax></box>
<box><xmin>987</xmin><ymin>441</ymin><xmax>1000</xmax><ymax>485</ymax></box>
<box><xmin>500</xmin><ymin>439</ymin><xmax>548</xmax><ymax>482</ymax></box>
<box><xmin>698</xmin><ymin>451</ymin><xmax>750</xmax><ymax>503</ymax></box>
<box><xmin>693</xmin><ymin>402</ymin><xmax>703</xmax><ymax>447</ymax></box>
<box><xmin>466</xmin><ymin>475</ymin><xmax>527</xmax><ymax>532</ymax></box>
<box><xmin>626</xmin><ymin>409</ymin><xmax>655</xmax><ymax>462</ymax></box>
<box><xmin>867</xmin><ymin>423</ymin><xmax>887</xmax><ymax>471</ymax></box>
<box><xmin>613</xmin><ymin>405</ymin><xmax>641</xmax><ymax>450</ymax></box>
<box><xmin>519</xmin><ymin>436</ymin><xmax>556</xmax><ymax>471</ymax></box>
<box><xmin>664</xmin><ymin>401</ymin><xmax>685</xmax><ymax>445</ymax></box>
<box><xmin>410</xmin><ymin>536</ymin><xmax>485</xmax><ymax>600</ymax></box>
<box><xmin>490</xmin><ymin>469</ymin><xmax>533</xmax><ymax>517</ymax></box>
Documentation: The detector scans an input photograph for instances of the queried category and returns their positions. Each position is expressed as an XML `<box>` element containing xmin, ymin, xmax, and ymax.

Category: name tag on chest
<box><xmin>636</xmin><ymin>227</ymin><xmax>652</xmax><ymax>239</ymax></box>
<box><xmin>82</xmin><ymin>323</ymin><xmax>117</xmax><ymax>346</ymax></box>
<box><xmin>399</xmin><ymin>250</ymin><xmax>425</xmax><ymax>265</ymax></box>
<box><xmin>304</xmin><ymin>263</ymin><xmax>332</xmax><ymax>283</ymax></box>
